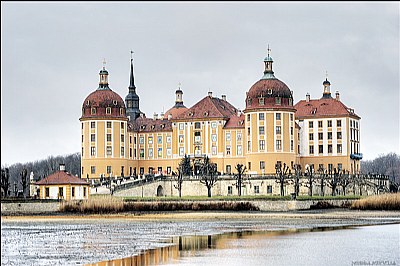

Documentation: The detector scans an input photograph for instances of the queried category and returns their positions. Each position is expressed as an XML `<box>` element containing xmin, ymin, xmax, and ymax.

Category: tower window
<box><xmin>259</xmin><ymin>97</ymin><xmax>265</xmax><ymax>105</ymax></box>
<box><xmin>91</xmin><ymin>108</ymin><xmax>96</xmax><ymax>115</ymax></box>
<box><xmin>275</xmin><ymin>97</ymin><xmax>281</xmax><ymax>105</ymax></box>
<box><xmin>107</xmin><ymin>121</ymin><xmax>111</xmax><ymax>128</ymax></box>
<box><xmin>106</xmin><ymin>107</ymin><xmax>111</xmax><ymax>114</ymax></box>
<box><xmin>276</xmin><ymin>113</ymin><xmax>281</xmax><ymax>120</ymax></box>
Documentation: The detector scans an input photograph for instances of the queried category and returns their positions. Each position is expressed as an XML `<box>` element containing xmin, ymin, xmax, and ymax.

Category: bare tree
<box><xmin>317</xmin><ymin>165</ymin><xmax>326</xmax><ymax>197</ymax></box>
<box><xmin>292</xmin><ymin>164</ymin><xmax>301</xmax><ymax>196</ymax></box>
<box><xmin>326</xmin><ymin>168</ymin><xmax>339</xmax><ymax>196</ymax></box>
<box><xmin>20</xmin><ymin>168</ymin><xmax>28</xmax><ymax>198</ymax></box>
<box><xmin>198</xmin><ymin>156</ymin><xmax>218</xmax><ymax>197</ymax></box>
<box><xmin>338</xmin><ymin>170</ymin><xmax>352</xmax><ymax>196</ymax></box>
<box><xmin>234</xmin><ymin>163</ymin><xmax>246</xmax><ymax>196</ymax></box>
<box><xmin>1</xmin><ymin>167</ymin><xmax>10</xmax><ymax>198</ymax></box>
<box><xmin>303</xmin><ymin>165</ymin><xmax>315</xmax><ymax>196</ymax></box>
<box><xmin>174</xmin><ymin>155</ymin><xmax>192</xmax><ymax>198</ymax></box>
<box><xmin>275</xmin><ymin>162</ymin><xmax>290</xmax><ymax>197</ymax></box>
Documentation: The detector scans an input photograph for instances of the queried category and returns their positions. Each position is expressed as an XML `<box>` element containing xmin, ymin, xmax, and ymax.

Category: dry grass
<box><xmin>60</xmin><ymin>196</ymin><xmax>259</xmax><ymax>214</ymax></box>
<box><xmin>351</xmin><ymin>193</ymin><xmax>400</xmax><ymax>210</ymax></box>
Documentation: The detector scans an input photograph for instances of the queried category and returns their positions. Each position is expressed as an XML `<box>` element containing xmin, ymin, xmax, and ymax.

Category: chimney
<box><xmin>160</xmin><ymin>111</ymin><xmax>164</xmax><ymax>120</ymax></box>
<box><xmin>335</xmin><ymin>91</ymin><xmax>340</xmax><ymax>101</ymax></box>
<box><xmin>208</xmin><ymin>91</ymin><xmax>213</xmax><ymax>97</ymax></box>
<box><xmin>222</xmin><ymin>95</ymin><xmax>226</xmax><ymax>101</ymax></box>
<box><xmin>153</xmin><ymin>113</ymin><xmax>158</xmax><ymax>120</ymax></box>
<box><xmin>59</xmin><ymin>164</ymin><xmax>66</xmax><ymax>172</ymax></box>
<box><xmin>306</xmin><ymin>93</ymin><xmax>310</xmax><ymax>102</ymax></box>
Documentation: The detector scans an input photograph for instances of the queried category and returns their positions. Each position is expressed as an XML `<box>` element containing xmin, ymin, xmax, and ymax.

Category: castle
<box><xmin>80</xmin><ymin>50</ymin><xmax>362</xmax><ymax>181</ymax></box>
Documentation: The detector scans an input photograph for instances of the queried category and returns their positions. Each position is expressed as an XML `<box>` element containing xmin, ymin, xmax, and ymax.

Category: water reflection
<box><xmin>87</xmin><ymin>225</ymin><xmax>354</xmax><ymax>266</ymax></box>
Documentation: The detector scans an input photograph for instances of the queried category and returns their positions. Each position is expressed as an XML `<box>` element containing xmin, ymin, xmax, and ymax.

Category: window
<box><xmin>130</xmin><ymin>136</ymin><xmax>132</xmax><ymax>144</ymax></box>
<box><xmin>179</xmin><ymin>135</ymin><xmax>184</xmax><ymax>143</ymax></box>
<box><xmin>91</xmin><ymin>134</ymin><xmax>95</xmax><ymax>142</ymax></box>
<box><xmin>328</xmin><ymin>120</ymin><xmax>332</xmax><ymax>127</ymax></box>
<box><xmin>148</xmin><ymin>136</ymin><xmax>153</xmax><ymax>144</ymax></box>
<box><xmin>290</xmin><ymin>127</ymin><xmax>293</xmax><ymax>136</ymax></box>
<box><xmin>226</xmin><ymin>146</ymin><xmax>231</xmax><ymax>155</ymax></box>
<box><xmin>337</xmin><ymin>120</ymin><xmax>342</xmax><ymax>127</ymax></box>
<box><xmin>166</xmin><ymin>136</ymin><xmax>171</xmax><ymax>143</ymax></box>
<box><xmin>328</xmin><ymin>132</ymin><xmax>332</xmax><ymax>140</ymax></box>
<box><xmin>259</xmin><ymin>126</ymin><xmax>265</xmax><ymax>135</ymax></box>
<box><xmin>276</xmin><ymin>126</ymin><xmax>281</xmax><ymax>134</ymax></box>
<box><xmin>228</xmin><ymin>186</ymin><xmax>232</xmax><ymax>195</ymax></box>
<box><xmin>45</xmin><ymin>187</ymin><xmax>50</xmax><ymax>198</ymax></box>
<box><xmin>107</xmin><ymin>121</ymin><xmax>112</xmax><ymax>128</ymax></box>
<box><xmin>121</xmin><ymin>134</ymin><xmax>124</xmax><ymax>142</ymax></box>
<box><xmin>148</xmin><ymin>148</ymin><xmax>153</xmax><ymax>158</ymax></box>
<box><xmin>276</xmin><ymin>140</ymin><xmax>281</xmax><ymax>150</ymax></box>
<box><xmin>276</xmin><ymin>113</ymin><xmax>281</xmax><ymax>120</ymax></box>
<box><xmin>158</xmin><ymin>148</ymin><xmax>162</xmax><ymax>157</ymax></box>
<box><xmin>247</xmin><ymin>128</ymin><xmax>251</xmax><ymax>135</ymax></box>
<box><xmin>337</xmin><ymin>132</ymin><xmax>342</xmax><ymax>139</ymax></box>
<box><xmin>259</xmin><ymin>140</ymin><xmax>265</xmax><ymax>150</ymax></box>
<box><xmin>259</xmin><ymin>113</ymin><xmax>265</xmax><ymax>120</ymax></box>
<box><xmin>226</xmin><ymin>132</ymin><xmax>231</xmax><ymax>141</ymax></box>
<box><xmin>106</xmin><ymin>107</ymin><xmax>111</xmax><ymax>114</ymax></box>
<box><xmin>107</xmin><ymin>166</ymin><xmax>112</xmax><ymax>174</ymax></box>
<box><xmin>179</xmin><ymin>123</ymin><xmax>184</xmax><ymax>130</ymax></box>
<box><xmin>318</xmin><ymin>133</ymin><xmax>323</xmax><ymax>140</ymax></box>
<box><xmin>267</xmin><ymin>185</ymin><xmax>272</xmax><ymax>194</ymax></box>
<box><xmin>91</xmin><ymin>108</ymin><xmax>96</xmax><ymax>115</ymax></box>
<box><xmin>328</xmin><ymin>144</ymin><xmax>333</xmax><ymax>153</ymax></box>
<box><xmin>309</xmin><ymin>145</ymin><xmax>314</xmax><ymax>154</ymax></box>
<box><xmin>211</xmin><ymin>134</ymin><xmax>217</xmax><ymax>142</ymax></box>
<box><xmin>157</xmin><ymin>136</ymin><xmax>162</xmax><ymax>144</ymax></box>
<box><xmin>338</xmin><ymin>163</ymin><xmax>343</xmax><ymax>171</ymax></box>
<box><xmin>247</xmin><ymin>141</ymin><xmax>251</xmax><ymax>152</ymax></box>
<box><xmin>226</xmin><ymin>165</ymin><xmax>231</xmax><ymax>175</ymax></box>
<box><xmin>237</xmin><ymin>145</ymin><xmax>242</xmax><ymax>155</ymax></box>
<box><xmin>140</xmin><ymin>167</ymin><xmax>144</xmax><ymax>175</ymax></box>
<box><xmin>247</xmin><ymin>114</ymin><xmax>250</xmax><ymax>121</ymax></box>
<box><xmin>260</xmin><ymin>161</ymin><xmax>265</xmax><ymax>170</ymax></box>
<box><xmin>140</xmin><ymin>149</ymin><xmax>144</xmax><ymax>158</ymax></box>
<box><xmin>71</xmin><ymin>187</ymin><xmax>75</xmax><ymax>197</ymax></box>
<box><xmin>59</xmin><ymin>187</ymin><xmax>63</xmax><ymax>198</ymax></box>
<box><xmin>328</xmin><ymin>164</ymin><xmax>333</xmax><ymax>172</ymax></box>
<box><xmin>319</xmin><ymin>145</ymin><xmax>323</xmax><ymax>154</ymax></box>
<box><xmin>291</xmin><ymin>140</ymin><xmax>294</xmax><ymax>151</ymax></box>
<box><xmin>130</xmin><ymin>148</ymin><xmax>132</xmax><ymax>158</ymax></box>
<box><xmin>83</xmin><ymin>187</ymin><xmax>86</xmax><ymax>197</ymax></box>
<box><xmin>337</xmin><ymin>144</ymin><xmax>342</xmax><ymax>153</ymax></box>
<box><xmin>254</xmin><ymin>185</ymin><xmax>260</xmax><ymax>194</ymax></box>
<box><xmin>290</xmin><ymin>113</ymin><xmax>293</xmax><ymax>121</ymax></box>
<box><xmin>91</xmin><ymin>122</ymin><xmax>95</xmax><ymax>128</ymax></box>
<box><xmin>309</xmin><ymin>121</ymin><xmax>313</xmax><ymax>128</ymax></box>
<box><xmin>195</xmin><ymin>122</ymin><xmax>201</xmax><ymax>129</ymax></box>
<box><xmin>121</xmin><ymin>147</ymin><xmax>124</xmax><ymax>156</ymax></box>
<box><xmin>318</xmin><ymin>121</ymin><xmax>323</xmax><ymax>128</ymax></box>
<box><xmin>91</xmin><ymin>147</ymin><xmax>96</xmax><ymax>156</ymax></box>
<box><xmin>139</xmin><ymin>136</ymin><xmax>144</xmax><ymax>144</ymax></box>
<box><xmin>105</xmin><ymin>134</ymin><xmax>111</xmax><ymax>142</ymax></box>
<box><xmin>237</xmin><ymin>133</ymin><xmax>242</xmax><ymax>141</ymax></box>
<box><xmin>91</xmin><ymin>166</ymin><xmax>96</xmax><ymax>174</ymax></box>
<box><xmin>309</xmin><ymin>133</ymin><xmax>314</xmax><ymax>140</ymax></box>
<box><xmin>275</xmin><ymin>97</ymin><xmax>281</xmax><ymax>105</ymax></box>
<box><xmin>167</xmin><ymin>148</ymin><xmax>172</xmax><ymax>156</ymax></box>
<box><xmin>248</xmin><ymin>162</ymin><xmax>251</xmax><ymax>170</ymax></box>
<box><xmin>211</xmin><ymin>122</ymin><xmax>217</xmax><ymax>128</ymax></box>
<box><xmin>121</xmin><ymin>122</ymin><xmax>124</xmax><ymax>129</ymax></box>
<box><xmin>211</xmin><ymin>146</ymin><xmax>217</xmax><ymax>155</ymax></box>
<box><xmin>259</xmin><ymin>97</ymin><xmax>265</xmax><ymax>105</ymax></box>
<box><xmin>179</xmin><ymin>147</ymin><xmax>185</xmax><ymax>156</ymax></box>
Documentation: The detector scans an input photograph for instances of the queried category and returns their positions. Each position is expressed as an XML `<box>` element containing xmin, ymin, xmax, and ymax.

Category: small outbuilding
<box><xmin>35</xmin><ymin>164</ymin><xmax>90</xmax><ymax>200</ymax></box>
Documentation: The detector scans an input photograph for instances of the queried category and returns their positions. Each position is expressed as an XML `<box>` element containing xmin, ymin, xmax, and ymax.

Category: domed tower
<box><xmin>80</xmin><ymin>63</ymin><xmax>129</xmax><ymax>180</ymax></box>
<box><xmin>244</xmin><ymin>48</ymin><xmax>297</xmax><ymax>174</ymax></box>
<box><xmin>125</xmin><ymin>55</ymin><xmax>142</xmax><ymax>121</ymax></box>
<box><xmin>165</xmin><ymin>83</ymin><xmax>188</xmax><ymax>119</ymax></box>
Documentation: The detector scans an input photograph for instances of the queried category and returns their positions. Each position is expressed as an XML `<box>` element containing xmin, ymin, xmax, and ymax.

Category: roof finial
<box><xmin>267</xmin><ymin>44</ymin><xmax>271</xmax><ymax>57</ymax></box>
<box><xmin>102</xmin><ymin>58</ymin><xmax>106</xmax><ymax>69</ymax></box>
<box><xmin>130</xmin><ymin>50</ymin><xmax>134</xmax><ymax>61</ymax></box>
<box><xmin>178</xmin><ymin>82</ymin><xmax>181</xmax><ymax>89</ymax></box>
<box><xmin>325</xmin><ymin>70</ymin><xmax>328</xmax><ymax>81</ymax></box>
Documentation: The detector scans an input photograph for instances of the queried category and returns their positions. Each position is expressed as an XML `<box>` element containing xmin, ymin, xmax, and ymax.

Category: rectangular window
<box><xmin>107</xmin><ymin>166</ymin><xmax>112</xmax><ymax>174</ymax></box>
<box><xmin>309</xmin><ymin>121</ymin><xmax>313</xmax><ymax>128</ymax></box>
<box><xmin>167</xmin><ymin>148</ymin><xmax>172</xmax><ymax>156</ymax></box>
<box><xmin>337</xmin><ymin>132</ymin><xmax>342</xmax><ymax>139</ymax></box>
<box><xmin>226</xmin><ymin>132</ymin><xmax>231</xmax><ymax>141</ymax></box>
<box><xmin>157</xmin><ymin>136</ymin><xmax>162</xmax><ymax>144</ymax></box>
<box><xmin>259</xmin><ymin>126</ymin><xmax>265</xmax><ymax>135</ymax></box>
<box><xmin>195</xmin><ymin>122</ymin><xmax>201</xmax><ymax>129</ymax></box>
<box><xmin>107</xmin><ymin>121</ymin><xmax>111</xmax><ymax>128</ymax></box>
<box><xmin>130</xmin><ymin>136</ymin><xmax>132</xmax><ymax>144</ymax></box>
<box><xmin>106</xmin><ymin>107</ymin><xmax>111</xmax><ymax>114</ymax></box>
<box><xmin>130</xmin><ymin>148</ymin><xmax>132</xmax><ymax>158</ymax></box>
<box><xmin>259</xmin><ymin>140</ymin><xmax>265</xmax><ymax>150</ymax></box>
<box><xmin>267</xmin><ymin>185</ymin><xmax>272</xmax><ymax>194</ymax></box>
<box><xmin>247</xmin><ymin>128</ymin><xmax>251</xmax><ymax>135</ymax></box>
<box><xmin>91</xmin><ymin>166</ymin><xmax>96</xmax><ymax>174</ymax></box>
<box><xmin>328</xmin><ymin>164</ymin><xmax>333</xmax><ymax>172</ymax></box>
<box><xmin>83</xmin><ymin>187</ymin><xmax>86</xmax><ymax>197</ymax></box>
<box><xmin>328</xmin><ymin>144</ymin><xmax>333</xmax><ymax>153</ymax></box>
<box><xmin>71</xmin><ymin>187</ymin><xmax>75</xmax><ymax>197</ymax></box>
<box><xmin>318</xmin><ymin>121</ymin><xmax>323</xmax><ymax>128</ymax></box>
<box><xmin>275</xmin><ymin>97</ymin><xmax>281</xmax><ymax>105</ymax></box>
<box><xmin>140</xmin><ymin>149</ymin><xmax>144</xmax><ymax>158</ymax></box>
<box><xmin>290</xmin><ymin>113</ymin><xmax>293</xmax><ymax>121</ymax></box>
<box><xmin>139</xmin><ymin>136</ymin><xmax>144</xmax><ymax>144</ymax></box>
<box><xmin>121</xmin><ymin>122</ymin><xmax>124</xmax><ymax>129</ymax></box>
<box><xmin>211</xmin><ymin>146</ymin><xmax>217</xmax><ymax>155</ymax></box>
<box><xmin>121</xmin><ymin>134</ymin><xmax>124</xmax><ymax>142</ymax></box>
<box><xmin>237</xmin><ymin>145</ymin><xmax>242</xmax><ymax>155</ymax></box>
<box><xmin>158</xmin><ymin>148</ymin><xmax>162</xmax><ymax>157</ymax></box>
<box><xmin>328</xmin><ymin>120</ymin><xmax>332</xmax><ymax>127</ymax></box>
<box><xmin>81</xmin><ymin>135</ymin><xmax>84</xmax><ymax>143</ymax></box>
<box><xmin>121</xmin><ymin>147</ymin><xmax>124</xmax><ymax>156</ymax></box>
<box><xmin>338</xmin><ymin>163</ymin><xmax>343</xmax><ymax>171</ymax></box>
<box><xmin>106</xmin><ymin>146</ymin><xmax>112</xmax><ymax>156</ymax></box>
<box><xmin>247</xmin><ymin>114</ymin><xmax>250</xmax><ymax>121</ymax></box>
<box><xmin>107</xmin><ymin>134</ymin><xmax>112</xmax><ymax>142</ymax></box>
<box><xmin>337</xmin><ymin>144</ymin><xmax>342</xmax><ymax>153</ymax></box>
<box><xmin>254</xmin><ymin>185</ymin><xmax>260</xmax><ymax>194</ymax></box>
<box><xmin>228</xmin><ymin>186</ymin><xmax>232</xmax><ymax>195</ymax></box>
<box><xmin>248</xmin><ymin>162</ymin><xmax>251</xmax><ymax>170</ymax></box>
<box><xmin>45</xmin><ymin>187</ymin><xmax>50</xmax><ymax>198</ymax></box>
<box><xmin>276</xmin><ymin>113</ymin><xmax>281</xmax><ymax>120</ymax></box>
<box><xmin>211</xmin><ymin>122</ymin><xmax>217</xmax><ymax>128</ymax></box>
<box><xmin>211</xmin><ymin>134</ymin><xmax>217</xmax><ymax>142</ymax></box>
<box><xmin>247</xmin><ymin>141</ymin><xmax>251</xmax><ymax>152</ymax></box>
<box><xmin>260</xmin><ymin>161</ymin><xmax>265</xmax><ymax>170</ymax></box>
<box><xmin>291</xmin><ymin>140</ymin><xmax>294</xmax><ymax>151</ymax></box>
<box><xmin>140</xmin><ymin>167</ymin><xmax>144</xmax><ymax>175</ymax></box>
<box><xmin>148</xmin><ymin>136</ymin><xmax>153</xmax><ymax>144</ymax></box>
<box><xmin>309</xmin><ymin>133</ymin><xmax>314</xmax><ymax>141</ymax></box>
<box><xmin>226</xmin><ymin>165</ymin><xmax>231</xmax><ymax>175</ymax></box>
<box><xmin>148</xmin><ymin>148</ymin><xmax>153</xmax><ymax>158</ymax></box>
<box><xmin>179</xmin><ymin>147</ymin><xmax>185</xmax><ymax>156</ymax></box>
<box><xmin>290</xmin><ymin>127</ymin><xmax>293</xmax><ymax>136</ymax></box>
<box><xmin>91</xmin><ymin>122</ymin><xmax>95</xmax><ymax>128</ymax></box>
<box><xmin>90</xmin><ymin>147</ymin><xmax>96</xmax><ymax>156</ymax></box>
<box><xmin>179</xmin><ymin>135</ymin><xmax>184</xmax><ymax>143</ymax></box>
<box><xmin>276</xmin><ymin>140</ymin><xmax>281</xmax><ymax>150</ymax></box>
<box><xmin>309</xmin><ymin>145</ymin><xmax>314</xmax><ymax>154</ymax></box>
<box><xmin>237</xmin><ymin>133</ymin><xmax>242</xmax><ymax>141</ymax></box>
<box><xmin>91</xmin><ymin>134</ymin><xmax>95</xmax><ymax>142</ymax></box>
<box><xmin>319</xmin><ymin>145</ymin><xmax>323</xmax><ymax>154</ymax></box>
<box><xmin>328</xmin><ymin>132</ymin><xmax>332</xmax><ymax>140</ymax></box>
<box><xmin>276</xmin><ymin>126</ymin><xmax>281</xmax><ymax>134</ymax></box>
<box><xmin>166</xmin><ymin>136</ymin><xmax>171</xmax><ymax>143</ymax></box>
<box><xmin>259</xmin><ymin>113</ymin><xmax>265</xmax><ymax>120</ymax></box>
<box><xmin>259</xmin><ymin>97</ymin><xmax>265</xmax><ymax>105</ymax></box>
<box><xmin>226</xmin><ymin>146</ymin><xmax>231</xmax><ymax>155</ymax></box>
<box><xmin>318</xmin><ymin>132</ymin><xmax>323</xmax><ymax>140</ymax></box>
<box><xmin>59</xmin><ymin>187</ymin><xmax>63</xmax><ymax>198</ymax></box>
<box><xmin>179</xmin><ymin>123</ymin><xmax>184</xmax><ymax>130</ymax></box>
<box><xmin>337</xmin><ymin>120</ymin><xmax>342</xmax><ymax>127</ymax></box>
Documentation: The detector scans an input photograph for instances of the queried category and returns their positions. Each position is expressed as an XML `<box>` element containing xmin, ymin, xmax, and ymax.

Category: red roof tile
<box><xmin>294</xmin><ymin>98</ymin><xmax>360</xmax><ymax>119</ymax></box>
<box><xmin>35</xmin><ymin>171</ymin><xmax>89</xmax><ymax>185</ymax></box>
<box><xmin>130</xmin><ymin>117</ymin><xmax>172</xmax><ymax>132</ymax></box>
<box><xmin>224</xmin><ymin>113</ymin><xmax>245</xmax><ymax>129</ymax></box>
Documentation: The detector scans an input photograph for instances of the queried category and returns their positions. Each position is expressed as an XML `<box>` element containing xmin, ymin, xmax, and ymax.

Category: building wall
<box><xmin>38</xmin><ymin>184</ymin><xmax>89</xmax><ymax>200</ymax></box>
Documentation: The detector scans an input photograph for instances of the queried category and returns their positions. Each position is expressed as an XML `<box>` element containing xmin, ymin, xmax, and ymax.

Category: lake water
<box><xmin>1</xmin><ymin>214</ymin><xmax>399</xmax><ymax>265</ymax></box>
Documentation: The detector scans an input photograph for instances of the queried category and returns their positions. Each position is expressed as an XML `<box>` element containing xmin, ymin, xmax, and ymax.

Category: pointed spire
<box><xmin>129</xmin><ymin>50</ymin><xmax>136</xmax><ymax>91</ymax></box>
<box><xmin>262</xmin><ymin>44</ymin><xmax>275</xmax><ymax>79</ymax></box>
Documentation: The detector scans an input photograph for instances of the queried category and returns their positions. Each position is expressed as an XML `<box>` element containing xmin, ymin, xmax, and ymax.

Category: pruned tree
<box><xmin>198</xmin><ymin>156</ymin><xmax>218</xmax><ymax>197</ymax></box>
<box><xmin>1</xmin><ymin>167</ymin><xmax>10</xmax><ymax>198</ymax></box>
<box><xmin>174</xmin><ymin>155</ymin><xmax>192</xmax><ymax>198</ymax></box>
<box><xmin>303</xmin><ymin>164</ymin><xmax>315</xmax><ymax>196</ymax></box>
<box><xmin>292</xmin><ymin>164</ymin><xmax>302</xmax><ymax>196</ymax></box>
<box><xmin>338</xmin><ymin>170</ymin><xmax>352</xmax><ymax>196</ymax></box>
<box><xmin>275</xmin><ymin>162</ymin><xmax>291</xmax><ymax>197</ymax></box>
<box><xmin>326</xmin><ymin>168</ymin><xmax>339</xmax><ymax>196</ymax></box>
<box><xmin>20</xmin><ymin>168</ymin><xmax>28</xmax><ymax>198</ymax></box>
<box><xmin>317</xmin><ymin>165</ymin><xmax>326</xmax><ymax>197</ymax></box>
<box><xmin>234</xmin><ymin>163</ymin><xmax>246</xmax><ymax>196</ymax></box>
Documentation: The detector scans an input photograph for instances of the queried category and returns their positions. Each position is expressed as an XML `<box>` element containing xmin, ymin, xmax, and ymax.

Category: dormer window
<box><xmin>120</xmin><ymin>108</ymin><xmax>124</xmax><ymax>115</ymax></box>
<box><xmin>86</xmin><ymin>100</ymin><xmax>90</xmax><ymax>106</ymax></box>
<box><xmin>113</xmin><ymin>100</ymin><xmax>118</xmax><ymax>105</ymax></box>
<box><xmin>259</xmin><ymin>97</ymin><xmax>265</xmax><ymax>105</ymax></box>
<box><xmin>106</xmin><ymin>107</ymin><xmax>111</xmax><ymax>114</ymax></box>
<box><xmin>268</xmin><ymin>89</ymin><xmax>273</xmax><ymax>95</ymax></box>
<box><xmin>247</xmin><ymin>98</ymin><xmax>252</xmax><ymax>105</ymax></box>
<box><xmin>275</xmin><ymin>97</ymin><xmax>281</xmax><ymax>105</ymax></box>
<box><xmin>289</xmin><ymin>98</ymin><xmax>293</xmax><ymax>106</ymax></box>
<box><xmin>91</xmin><ymin>107</ymin><xmax>96</xmax><ymax>115</ymax></box>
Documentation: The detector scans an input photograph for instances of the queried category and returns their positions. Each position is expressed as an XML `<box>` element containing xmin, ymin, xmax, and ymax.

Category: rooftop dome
<box><xmin>80</xmin><ymin>67</ymin><xmax>126</xmax><ymax>120</ymax></box>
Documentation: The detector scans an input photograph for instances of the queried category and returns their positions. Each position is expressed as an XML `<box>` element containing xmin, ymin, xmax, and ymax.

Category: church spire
<box><xmin>125</xmin><ymin>51</ymin><xmax>142</xmax><ymax>121</ymax></box>
<box><xmin>262</xmin><ymin>44</ymin><xmax>276</xmax><ymax>79</ymax></box>
<box><xmin>129</xmin><ymin>51</ymin><xmax>136</xmax><ymax>92</ymax></box>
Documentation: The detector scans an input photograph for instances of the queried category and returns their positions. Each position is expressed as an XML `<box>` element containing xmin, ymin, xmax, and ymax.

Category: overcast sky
<box><xmin>1</xmin><ymin>1</ymin><xmax>399</xmax><ymax>166</ymax></box>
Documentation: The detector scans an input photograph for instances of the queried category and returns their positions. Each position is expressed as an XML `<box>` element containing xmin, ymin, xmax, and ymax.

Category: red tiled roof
<box><xmin>295</xmin><ymin>98</ymin><xmax>360</xmax><ymax>119</ymax></box>
<box><xmin>130</xmin><ymin>117</ymin><xmax>172</xmax><ymax>132</ymax></box>
<box><xmin>175</xmin><ymin>96</ymin><xmax>239</xmax><ymax>120</ymax></box>
<box><xmin>35</xmin><ymin>171</ymin><xmax>89</xmax><ymax>185</ymax></box>
<box><xmin>165</xmin><ymin>106</ymin><xmax>188</xmax><ymax>119</ymax></box>
<box><xmin>224</xmin><ymin>113</ymin><xmax>245</xmax><ymax>129</ymax></box>
<box><xmin>81</xmin><ymin>89</ymin><xmax>126</xmax><ymax>119</ymax></box>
